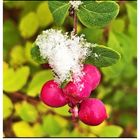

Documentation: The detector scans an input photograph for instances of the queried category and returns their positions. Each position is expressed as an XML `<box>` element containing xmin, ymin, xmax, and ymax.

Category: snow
<box><xmin>35</xmin><ymin>29</ymin><xmax>92</xmax><ymax>84</ymax></box>
<box><xmin>69</xmin><ymin>1</ymin><xmax>83</xmax><ymax>10</ymax></box>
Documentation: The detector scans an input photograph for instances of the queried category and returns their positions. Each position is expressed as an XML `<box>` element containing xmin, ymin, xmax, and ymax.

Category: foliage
<box><xmin>3</xmin><ymin>0</ymin><xmax>137</xmax><ymax>138</ymax></box>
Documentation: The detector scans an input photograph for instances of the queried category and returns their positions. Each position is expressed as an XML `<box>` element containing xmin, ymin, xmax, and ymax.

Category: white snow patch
<box><xmin>69</xmin><ymin>1</ymin><xmax>83</xmax><ymax>10</ymax></box>
<box><xmin>35</xmin><ymin>29</ymin><xmax>91</xmax><ymax>84</ymax></box>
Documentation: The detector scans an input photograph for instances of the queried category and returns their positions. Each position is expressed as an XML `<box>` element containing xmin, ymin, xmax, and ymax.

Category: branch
<box><xmin>73</xmin><ymin>9</ymin><xmax>77</xmax><ymax>35</ymax></box>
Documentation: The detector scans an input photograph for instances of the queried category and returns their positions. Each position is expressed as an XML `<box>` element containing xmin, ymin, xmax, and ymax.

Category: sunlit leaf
<box><xmin>37</xmin><ymin>1</ymin><xmax>53</xmax><ymax>27</ymax></box>
<box><xmin>27</xmin><ymin>70</ymin><xmax>53</xmax><ymax>97</ymax></box>
<box><xmin>19</xmin><ymin>12</ymin><xmax>39</xmax><ymax>38</ymax></box>
<box><xmin>99</xmin><ymin>125</ymin><xmax>123</xmax><ymax>137</ymax></box>
<box><xmin>3</xmin><ymin>66</ymin><xmax>30</xmax><ymax>92</ymax></box>
<box><xmin>12</xmin><ymin>121</ymin><xmax>35</xmax><ymax>137</ymax></box>
<box><xmin>3</xmin><ymin>94</ymin><xmax>13</xmax><ymax>119</ymax></box>
<box><xmin>42</xmin><ymin>114</ymin><xmax>62</xmax><ymax>135</ymax></box>
<box><xmin>17</xmin><ymin>101</ymin><xmax>38</xmax><ymax>123</ymax></box>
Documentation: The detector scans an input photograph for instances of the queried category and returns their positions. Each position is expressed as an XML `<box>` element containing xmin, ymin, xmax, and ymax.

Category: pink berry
<box><xmin>63</xmin><ymin>76</ymin><xmax>92</xmax><ymax>103</ymax></box>
<box><xmin>83</xmin><ymin>64</ymin><xmax>101</xmax><ymax>90</ymax></box>
<box><xmin>40</xmin><ymin>80</ymin><xmax>67</xmax><ymax>107</ymax></box>
<box><xmin>78</xmin><ymin>98</ymin><xmax>108</xmax><ymax>126</ymax></box>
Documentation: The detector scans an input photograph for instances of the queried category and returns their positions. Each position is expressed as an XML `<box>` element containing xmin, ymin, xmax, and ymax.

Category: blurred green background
<box><xmin>3</xmin><ymin>0</ymin><xmax>137</xmax><ymax>138</ymax></box>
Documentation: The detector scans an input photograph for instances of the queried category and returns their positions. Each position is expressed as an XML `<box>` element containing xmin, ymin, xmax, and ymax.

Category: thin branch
<box><xmin>73</xmin><ymin>9</ymin><xmax>77</xmax><ymax>35</ymax></box>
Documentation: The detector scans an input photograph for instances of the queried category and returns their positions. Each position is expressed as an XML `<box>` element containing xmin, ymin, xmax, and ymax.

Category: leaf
<box><xmin>3</xmin><ymin>66</ymin><xmax>30</xmax><ymax>92</ymax></box>
<box><xmin>80</xmin><ymin>27</ymin><xmax>103</xmax><ymax>43</ymax></box>
<box><xmin>12</xmin><ymin>121</ymin><xmax>36</xmax><ymax>137</ymax></box>
<box><xmin>16</xmin><ymin>101</ymin><xmax>38</xmax><ymax>123</ymax></box>
<box><xmin>37</xmin><ymin>1</ymin><xmax>53</xmax><ymax>27</ymax></box>
<box><xmin>48</xmin><ymin>1</ymin><xmax>70</xmax><ymax>25</ymax></box>
<box><xmin>42</xmin><ymin>114</ymin><xmax>62</xmax><ymax>135</ymax></box>
<box><xmin>85</xmin><ymin>45</ymin><xmax>121</xmax><ymax>67</ymax></box>
<box><xmin>126</xmin><ymin>3</ymin><xmax>137</xmax><ymax>26</ymax></box>
<box><xmin>31</xmin><ymin>44</ymin><xmax>47</xmax><ymax>64</ymax></box>
<box><xmin>3</xmin><ymin>20</ymin><xmax>21</xmax><ymax>47</ymax></box>
<box><xmin>25</xmin><ymin>42</ymin><xmax>38</xmax><ymax>65</ymax></box>
<box><xmin>53</xmin><ymin>105</ymin><xmax>71</xmax><ymax>117</ymax></box>
<box><xmin>19</xmin><ymin>12</ymin><xmax>39</xmax><ymax>38</ymax></box>
<box><xmin>99</xmin><ymin>125</ymin><xmax>123</xmax><ymax>137</ymax></box>
<box><xmin>33</xmin><ymin>123</ymin><xmax>46</xmax><ymax>137</ymax></box>
<box><xmin>3</xmin><ymin>94</ymin><xmax>13</xmax><ymax>119</ymax></box>
<box><xmin>27</xmin><ymin>70</ymin><xmax>53</xmax><ymax>97</ymax></box>
<box><xmin>10</xmin><ymin>45</ymin><xmax>27</xmax><ymax>66</ymax></box>
<box><xmin>3</xmin><ymin>20</ymin><xmax>21</xmax><ymax>60</ymax></box>
<box><xmin>77</xmin><ymin>1</ymin><xmax>119</xmax><ymax>28</ymax></box>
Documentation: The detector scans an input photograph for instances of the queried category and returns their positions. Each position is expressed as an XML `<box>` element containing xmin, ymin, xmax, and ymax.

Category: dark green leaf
<box><xmin>77</xmin><ymin>1</ymin><xmax>119</xmax><ymax>28</ymax></box>
<box><xmin>48</xmin><ymin>1</ymin><xmax>70</xmax><ymax>25</ymax></box>
<box><xmin>31</xmin><ymin>44</ymin><xmax>47</xmax><ymax>64</ymax></box>
<box><xmin>85</xmin><ymin>45</ymin><xmax>121</xmax><ymax>67</ymax></box>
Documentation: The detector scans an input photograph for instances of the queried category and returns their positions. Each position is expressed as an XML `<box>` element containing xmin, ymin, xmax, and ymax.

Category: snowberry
<box><xmin>78</xmin><ymin>98</ymin><xmax>108</xmax><ymax>126</ymax></box>
<box><xmin>83</xmin><ymin>64</ymin><xmax>101</xmax><ymax>90</ymax></box>
<box><xmin>40</xmin><ymin>80</ymin><xmax>67</xmax><ymax>107</ymax></box>
<box><xmin>63</xmin><ymin>75</ymin><xmax>92</xmax><ymax>104</ymax></box>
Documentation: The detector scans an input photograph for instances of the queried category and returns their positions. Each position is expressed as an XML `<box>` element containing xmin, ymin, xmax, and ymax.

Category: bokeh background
<box><xmin>3</xmin><ymin>0</ymin><xmax>137</xmax><ymax>138</ymax></box>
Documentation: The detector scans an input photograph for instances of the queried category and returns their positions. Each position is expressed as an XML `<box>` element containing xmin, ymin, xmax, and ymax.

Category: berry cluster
<box><xmin>40</xmin><ymin>64</ymin><xmax>108</xmax><ymax>126</ymax></box>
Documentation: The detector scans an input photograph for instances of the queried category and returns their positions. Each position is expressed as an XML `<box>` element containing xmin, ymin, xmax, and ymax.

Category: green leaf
<box><xmin>3</xmin><ymin>94</ymin><xmax>13</xmax><ymax>119</ymax></box>
<box><xmin>48</xmin><ymin>1</ymin><xmax>70</xmax><ymax>25</ymax></box>
<box><xmin>10</xmin><ymin>45</ymin><xmax>27</xmax><ymax>66</ymax></box>
<box><xmin>19</xmin><ymin>12</ymin><xmax>39</xmax><ymax>38</ymax></box>
<box><xmin>80</xmin><ymin>27</ymin><xmax>103</xmax><ymax>43</ymax></box>
<box><xmin>3</xmin><ymin>66</ymin><xmax>30</xmax><ymax>92</ymax></box>
<box><xmin>25</xmin><ymin>42</ymin><xmax>38</xmax><ymax>65</ymax></box>
<box><xmin>33</xmin><ymin>123</ymin><xmax>46</xmax><ymax>137</ymax></box>
<box><xmin>85</xmin><ymin>45</ymin><xmax>121</xmax><ymax>67</ymax></box>
<box><xmin>12</xmin><ymin>121</ymin><xmax>36</xmax><ymax>137</ymax></box>
<box><xmin>3</xmin><ymin>20</ymin><xmax>21</xmax><ymax>47</ymax></box>
<box><xmin>31</xmin><ymin>44</ymin><xmax>47</xmax><ymax>64</ymax></box>
<box><xmin>42</xmin><ymin>114</ymin><xmax>62</xmax><ymax>135</ymax></box>
<box><xmin>37</xmin><ymin>1</ymin><xmax>53</xmax><ymax>27</ymax></box>
<box><xmin>27</xmin><ymin>70</ymin><xmax>53</xmax><ymax>97</ymax></box>
<box><xmin>16</xmin><ymin>101</ymin><xmax>38</xmax><ymax>123</ymax></box>
<box><xmin>77</xmin><ymin>1</ymin><xmax>119</xmax><ymax>28</ymax></box>
<box><xmin>3</xmin><ymin>20</ymin><xmax>21</xmax><ymax>60</ymax></box>
<box><xmin>53</xmin><ymin>105</ymin><xmax>71</xmax><ymax>117</ymax></box>
<box><xmin>99</xmin><ymin>125</ymin><xmax>123</xmax><ymax>137</ymax></box>
<box><xmin>126</xmin><ymin>3</ymin><xmax>137</xmax><ymax>26</ymax></box>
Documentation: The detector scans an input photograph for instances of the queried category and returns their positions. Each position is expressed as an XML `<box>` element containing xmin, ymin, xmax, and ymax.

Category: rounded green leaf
<box><xmin>99</xmin><ymin>125</ymin><xmax>123</xmax><ymax>137</ymax></box>
<box><xmin>19</xmin><ymin>12</ymin><xmax>39</xmax><ymax>38</ymax></box>
<box><xmin>3</xmin><ymin>66</ymin><xmax>30</xmax><ymax>92</ymax></box>
<box><xmin>77</xmin><ymin>1</ymin><xmax>119</xmax><ymax>27</ymax></box>
<box><xmin>27</xmin><ymin>70</ymin><xmax>53</xmax><ymax>97</ymax></box>
<box><xmin>48</xmin><ymin>1</ymin><xmax>70</xmax><ymax>25</ymax></box>
<box><xmin>16</xmin><ymin>101</ymin><xmax>38</xmax><ymax>123</ymax></box>
<box><xmin>3</xmin><ymin>94</ymin><xmax>13</xmax><ymax>119</ymax></box>
<box><xmin>85</xmin><ymin>45</ymin><xmax>121</xmax><ymax>67</ymax></box>
<box><xmin>37</xmin><ymin>2</ymin><xmax>53</xmax><ymax>27</ymax></box>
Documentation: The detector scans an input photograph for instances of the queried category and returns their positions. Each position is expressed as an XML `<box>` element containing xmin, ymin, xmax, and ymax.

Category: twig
<box><xmin>73</xmin><ymin>9</ymin><xmax>77</xmax><ymax>35</ymax></box>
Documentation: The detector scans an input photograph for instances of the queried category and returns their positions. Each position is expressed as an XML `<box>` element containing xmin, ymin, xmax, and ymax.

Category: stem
<box><xmin>73</xmin><ymin>9</ymin><xmax>77</xmax><ymax>35</ymax></box>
